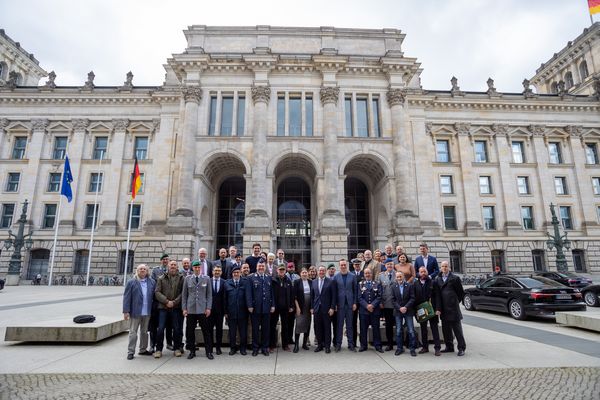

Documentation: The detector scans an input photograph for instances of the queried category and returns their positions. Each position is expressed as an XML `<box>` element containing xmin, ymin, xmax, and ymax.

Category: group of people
<box><xmin>122</xmin><ymin>242</ymin><xmax>466</xmax><ymax>361</ymax></box>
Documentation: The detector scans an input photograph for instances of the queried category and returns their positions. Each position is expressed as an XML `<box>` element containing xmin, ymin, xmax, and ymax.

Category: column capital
<box><xmin>455</xmin><ymin>122</ymin><xmax>471</xmax><ymax>136</ymax></box>
<box><xmin>0</xmin><ymin>118</ymin><xmax>9</xmax><ymax>129</ymax></box>
<box><xmin>319</xmin><ymin>86</ymin><xmax>339</xmax><ymax>106</ymax></box>
<box><xmin>71</xmin><ymin>118</ymin><xmax>90</xmax><ymax>131</ymax></box>
<box><xmin>386</xmin><ymin>88</ymin><xmax>406</xmax><ymax>107</ymax></box>
<box><xmin>182</xmin><ymin>85</ymin><xmax>202</xmax><ymax>104</ymax></box>
<box><xmin>528</xmin><ymin>124</ymin><xmax>545</xmax><ymax>137</ymax></box>
<box><xmin>251</xmin><ymin>85</ymin><xmax>271</xmax><ymax>104</ymax></box>
<box><xmin>31</xmin><ymin>118</ymin><xmax>49</xmax><ymax>132</ymax></box>
<box><xmin>112</xmin><ymin>118</ymin><xmax>130</xmax><ymax>132</ymax></box>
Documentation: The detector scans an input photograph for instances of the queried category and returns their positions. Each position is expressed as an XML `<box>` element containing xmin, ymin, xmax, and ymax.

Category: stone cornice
<box><xmin>427</xmin><ymin>122</ymin><xmax>600</xmax><ymax>141</ymax></box>
<box><xmin>0</xmin><ymin>90</ymin><xmax>158</xmax><ymax>105</ymax></box>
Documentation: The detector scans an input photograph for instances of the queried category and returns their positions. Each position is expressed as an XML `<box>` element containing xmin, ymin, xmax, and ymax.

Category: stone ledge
<box><xmin>4</xmin><ymin>316</ymin><xmax>128</xmax><ymax>342</ymax></box>
<box><xmin>555</xmin><ymin>309</ymin><xmax>600</xmax><ymax>333</ymax></box>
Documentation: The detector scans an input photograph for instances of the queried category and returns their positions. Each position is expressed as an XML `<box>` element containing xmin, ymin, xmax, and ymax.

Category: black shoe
<box><xmin>127</xmin><ymin>354</ymin><xmax>134</xmax><ymax>360</ymax></box>
<box><xmin>293</xmin><ymin>344</ymin><xmax>299</xmax><ymax>353</ymax></box>
<box><xmin>395</xmin><ymin>349</ymin><xmax>404</xmax><ymax>356</ymax></box>
<box><xmin>229</xmin><ymin>349</ymin><xmax>237</xmax><ymax>356</ymax></box>
<box><xmin>302</xmin><ymin>343</ymin><xmax>310</xmax><ymax>350</ymax></box>
<box><xmin>410</xmin><ymin>350</ymin><xmax>417</xmax><ymax>357</ymax></box>
<box><xmin>358</xmin><ymin>347</ymin><xmax>367</xmax><ymax>352</ymax></box>
<box><xmin>441</xmin><ymin>348</ymin><xmax>454</xmax><ymax>353</ymax></box>
<box><xmin>314</xmin><ymin>346</ymin><xmax>324</xmax><ymax>353</ymax></box>
<box><xmin>252</xmin><ymin>350</ymin><xmax>258</xmax><ymax>357</ymax></box>
<box><xmin>187</xmin><ymin>353</ymin><xmax>195</xmax><ymax>359</ymax></box>
<box><xmin>385</xmin><ymin>345</ymin><xmax>393</xmax><ymax>351</ymax></box>
<box><xmin>325</xmin><ymin>347</ymin><xmax>331</xmax><ymax>354</ymax></box>
<box><xmin>138</xmin><ymin>350</ymin><xmax>153</xmax><ymax>356</ymax></box>
<box><xmin>207</xmin><ymin>353</ymin><xmax>214</xmax><ymax>360</ymax></box>
<box><xmin>334</xmin><ymin>345</ymin><xmax>341</xmax><ymax>353</ymax></box>
<box><xmin>418</xmin><ymin>348</ymin><xmax>429</xmax><ymax>354</ymax></box>
<box><xmin>240</xmin><ymin>349</ymin><xmax>247</xmax><ymax>356</ymax></box>
<box><xmin>262</xmin><ymin>350</ymin><xmax>269</xmax><ymax>356</ymax></box>
<box><xmin>376</xmin><ymin>347</ymin><xmax>384</xmax><ymax>353</ymax></box>
<box><xmin>216</xmin><ymin>348</ymin><xmax>222</xmax><ymax>355</ymax></box>
<box><xmin>457</xmin><ymin>350</ymin><xmax>465</xmax><ymax>357</ymax></box>
<box><xmin>349</xmin><ymin>345</ymin><xmax>357</xmax><ymax>352</ymax></box>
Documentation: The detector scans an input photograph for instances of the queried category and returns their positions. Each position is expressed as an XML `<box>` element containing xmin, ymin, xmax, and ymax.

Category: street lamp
<box><xmin>4</xmin><ymin>199</ymin><xmax>34</xmax><ymax>285</ymax></box>
<box><xmin>545</xmin><ymin>203</ymin><xmax>571</xmax><ymax>273</ymax></box>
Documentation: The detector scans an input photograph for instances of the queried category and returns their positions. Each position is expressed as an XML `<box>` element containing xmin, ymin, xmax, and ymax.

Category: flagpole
<box><xmin>48</xmin><ymin>195</ymin><xmax>63</xmax><ymax>287</ymax></box>
<box><xmin>85</xmin><ymin>151</ymin><xmax>103</xmax><ymax>286</ymax></box>
<box><xmin>123</xmin><ymin>198</ymin><xmax>134</xmax><ymax>286</ymax></box>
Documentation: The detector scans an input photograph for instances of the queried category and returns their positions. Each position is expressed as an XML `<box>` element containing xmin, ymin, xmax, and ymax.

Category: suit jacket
<box><xmin>213</xmin><ymin>258</ymin><xmax>235</xmax><ymax>280</ymax></box>
<box><xmin>434</xmin><ymin>273</ymin><xmax>464</xmax><ymax>322</ymax></box>
<box><xmin>413</xmin><ymin>276</ymin><xmax>438</xmax><ymax>310</ymax></box>
<box><xmin>333</xmin><ymin>272</ymin><xmax>357</xmax><ymax>310</ymax></box>
<box><xmin>414</xmin><ymin>255</ymin><xmax>440</xmax><ymax>279</ymax></box>
<box><xmin>182</xmin><ymin>274</ymin><xmax>213</xmax><ymax>314</ymax></box>
<box><xmin>209</xmin><ymin>277</ymin><xmax>226</xmax><ymax>314</ymax></box>
<box><xmin>358</xmin><ymin>280</ymin><xmax>381</xmax><ymax>316</ymax></box>
<box><xmin>378</xmin><ymin>270</ymin><xmax>396</xmax><ymax>309</ymax></box>
<box><xmin>224</xmin><ymin>278</ymin><xmax>248</xmax><ymax>319</ymax></box>
<box><xmin>310</xmin><ymin>277</ymin><xmax>336</xmax><ymax>314</ymax></box>
<box><xmin>151</xmin><ymin>266</ymin><xmax>166</xmax><ymax>281</ymax></box>
<box><xmin>272</xmin><ymin>275</ymin><xmax>294</xmax><ymax>310</ymax></box>
<box><xmin>123</xmin><ymin>277</ymin><xmax>156</xmax><ymax>318</ymax></box>
<box><xmin>197</xmin><ymin>259</ymin><xmax>214</xmax><ymax>277</ymax></box>
<box><xmin>391</xmin><ymin>281</ymin><xmax>416</xmax><ymax>317</ymax></box>
<box><xmin>245</xmin><ymin>273</ymin><xmax>275</xmax><ymax>314</ymax></box>
<box><xmin>361</xmin><ymin>259</ymin><xmax>382</xmax><ymax>280</ymax></box>
<box><xmin>293</xmin><ymin>278</ymin><xmax>312</xmax><ymax>309</ymax></box>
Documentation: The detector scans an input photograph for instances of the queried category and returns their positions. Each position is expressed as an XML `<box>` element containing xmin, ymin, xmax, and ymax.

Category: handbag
<box><xmin>415</xmin><ymin>301</ymin><xmax>435</xmax><ymax>323</ymax></box>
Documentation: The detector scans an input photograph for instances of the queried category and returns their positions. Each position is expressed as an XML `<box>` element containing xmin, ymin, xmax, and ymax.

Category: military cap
<box><xmin>258</xmin><ymin>257</ymin><xmax>266</xmax><ymax>264</ymax></box>
<box><xmin>327</xmin><ymin>263</ymin><xmax>336</xmax><ymax>269</ymax></box>
<box><xmin>160</xmin><ymin>253</ymin><xmax>169</xmax><ymax>260</ymax></box>
<box><xmin>191</xmin><ymin>260</ymin><xmax>201</xmax><ymax>267</ymax></box>
<box><xmin>351</xmin><ymin>258</ymin><xmax>361</xmax><ymax>264</ymax></box>
<box><xmin>384</xmin><ymin>258</ymin><xmax>394</xmax><ymax>264</ymax></box>
<box><xmin>231</xmin><ymin>265</ymin><xmax>241</xmax><ymax>272</ymax></box>
<box><xmin>277</xmin><ymin>264</ymin><xmax>286</xmax><ymax>270</ymax></box>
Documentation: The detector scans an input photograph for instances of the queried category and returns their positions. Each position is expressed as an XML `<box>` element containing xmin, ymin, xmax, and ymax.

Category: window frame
<box><xmin>559</xmin><ymin>206</ymin><xmax>573</xmax><ymax>230</ymax></box>
<box><xmin>88</xmin><ymin>172</ymin><xmax>103</xmax><ymax>194</ymax></box>
<box><xmin>593</xmin><ymin>177</ymin><xmax>600</xmax><ymax>196</ymax></box>
<box><xmin>517</xmin><ymin>176</ymin><xmax>531</xmax><ymax>195</ymax></box>
<box><xmin>0</xmin><ymin>203</ymin><xmax>15</xmax><ymax>228</ymax></box>
<box><xmin>511</xmin><ymin>141</ymin><xmax>525</xmax><ymax>163</ymax></box>
<box><xmin>436</xmin><ymin>139</ymin><xmax>451</xmax><ymax>163</ymax></box>
<box><xmin>42</xmin><ymin>203</ymin><xmax>58</xmax><ymax>229</ymax></box>
<box><xmin>474</xmin><ymin>140</ymin><xmax>488</xmax><ymax>163</ymax></box>
<box><xmin>126</xmin><ymin>203</ymin><xmax>142</xmax><ymax>230</ymax></box>
<box><xmin>439</xmin><ymin>175</ymin><xmax>454</xmax><ymax>195</ymax></box>
<box><xmin>443</xmin><ymin>205</ymin><xmax>458</xmax><ymax>230</ymax></box>
<box><xmin>5</xmin><ymin>172</ymin><xmax>20</xmax><ymax>192</ymax></box>
<box><xmin>521</xmin><ymin>206</ymin><xmax>535</xmax><ymax>230</ymax></box>
<box><xmin>47</xmin><ymin>172</ymin><xmax>61</xmax><ymax>192</ymax></box>
<box><xmin>84</xmin><ymin>203</ymin><xmax>100</xmax><ymax>230</ymax></box>
<box><xmin>586</xmin><ymin>142</ymin><xmax>599</xmax><ymax>165</ymax></box>
<box><xmin>554</xmin><ymin>176</ymin><xmax>568</xmax><ymax>195</ymax></box>
<box><xmin>52</xmin><ymin>136</ymin><xmax>68</xmax><ymax>160</ymax></box>
<box><xmin>11</xmin><ymin>136</ymin><xmax>27</xmax><ymax>159</ymax></box>
<box><xmin>482</xmin><ymin>206</ymin><xmax>496</xmax><ymax>231</ymax></box>
<box><xmin>92</xmin><ymin>136</ymin><xmax>108</xmax><ymax>160</ymax></box>
<box><xmin>133</xmin><ymin>136</ymin><xmax>149</xmax><ymax>160</ymax></box>
<box><xmin>479</xmin><ymin>175</ymin><xmax>493</xmax><ymax>195</ymax></box>
<box><xmin>548</xmin><ymin>142</ymin><xmax>562</xmax><ymax>164</ymax></box>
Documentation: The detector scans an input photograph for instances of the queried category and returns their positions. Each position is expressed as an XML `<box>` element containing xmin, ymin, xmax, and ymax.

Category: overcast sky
<box><xmin>0</xmin><ymin>0</ymin><xmax>594</xmax><ymax>91</ymax></box>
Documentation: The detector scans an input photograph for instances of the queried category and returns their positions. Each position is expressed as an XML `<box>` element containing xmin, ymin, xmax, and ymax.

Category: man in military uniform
<box><xmin>358</xmin><ymin>268</ymin><xmax>384</xmax><ymax>353</ymax></box>
<box><xmin>224</xmin><ymin>266</ymin><xmax>248</xmax><ymax>355</ymax></box>
<box><xmin>245</xmin><ymin>258</ymin><xmax>275</xmax><ymax>356</ymax></box>
<box><xmin>182</xmin><ymin>260</ymin><xmax>214</xmax><ymax>360</ymax></box>
<box><xmin>149</xmin><ymin>253</ymin><xmax>170</xmax><ymax>352</ymax></box>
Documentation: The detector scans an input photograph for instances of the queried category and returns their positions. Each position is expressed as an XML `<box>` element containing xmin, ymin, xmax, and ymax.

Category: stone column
<box><xmin>23</xmin><ymin>119</ymin><xmax>49</xmax><ymax>226</ymax></box>
<box><xmin>494</xmin><ymin>125</ymin><xmax>522</xmax><ymax>235</ymax></box>
<box><xmin>530</xmin><ymin>125</ymin><xmax>554</xmax><ymax>228</ymax></box>
<box><xmin>456</xmin><ymin>123</ymin><xmax>483</xmax><ymax>236</ymax></box>
<box><xmin>0</xmin><ymin>118</ymin><xmax>8</xmax><ymax>157</ymax></box>
<box><xmin>387</xmin><ymin>89</ymin><xmax>422</xmax><ymax>238</ymax></box>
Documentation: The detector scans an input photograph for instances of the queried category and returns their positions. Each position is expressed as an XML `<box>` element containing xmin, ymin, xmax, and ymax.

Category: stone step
<box><xmin>555</xmin><ymin>309</ymin><xmax>600</xmax><ymax>333</ymax></box>
<box><xmin>4</xmin><ymin>316</ymin><xmax>128</xmax><ymax>342</ymax></box>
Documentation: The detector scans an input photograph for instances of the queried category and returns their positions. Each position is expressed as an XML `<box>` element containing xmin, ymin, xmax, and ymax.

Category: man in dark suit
<box><xmin>358</xmin><ymin>267</ymin><xmax>383</xmax><ymax>353</ymax></box>
<box><xmin>208</xmin><ymin>265</ymin><xmax>226</xmax><ymax>355</ymax></box>
<box><xmin>270</xmin><ymin>264</ymin><xmax>294</xmax><ymax>352</ymax></box>
<box><xmin>310</xmin><ymin>265</ymin><xmax>336</xmax><ymax>353</ymax></box>
<box><xmin>414</xmin><ymin>266</ymin><xmax>441</xmax><ymax>356</ymax></box>
<box><xmin>214</xmin><ymin>248</ymin><xmax>234</xmax><ymax>280</ymax></box>
<box><xmin>414</xmin><ymin>242</ymin><xmax>440</xmax><ymax>279</ymax></box>
<box><xmin>197</xmin><ymin>248</ymin><xmax>214</xmax><ymax>278</ymax></box>
<box><xmin>182</xmin><ymin>261</ymin><xmax>213</xmax><ymax>360</ymax></box>
<box><xmin>435</xmin><ymin>261</ymin><xmax>466</xmax><ymax>356</ymax></box>
<box><xmin>391</xmin><ymin>271</ymin><xmax>417</xmax><ymax>356</ymax></box>
<box><xmin>246</xmin><ymin>258</ymin><xmax>275</xmax><ymax>356</ymax></box>
<box><xmin>224</xmin><ymin>266</ymin><xmax>248</xmax><ymax>355</ymax></box>
<box><xmin>333</xmin><ymin>259</ymin><xmax>358</xmax><ymax>352</ymax></box>
<box><xmin>350</xmin><ymin>258</ymin><xmax>363</xmax><ymax>345</ymax></box>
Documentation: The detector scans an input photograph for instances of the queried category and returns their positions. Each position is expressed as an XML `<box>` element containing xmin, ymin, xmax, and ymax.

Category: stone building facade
<box><xmin>1</xmin><ymin>24</ymin><xmax>600</xmax><ymax>281</ymax></box>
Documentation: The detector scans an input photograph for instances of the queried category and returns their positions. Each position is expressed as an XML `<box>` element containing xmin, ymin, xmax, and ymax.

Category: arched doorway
<box><xmin>28</xmin><ymin>249</ymin><xmax>50</xmax><ymax>280</ymax></box>
<box><xmin>345</xmin><ymin>178</ymin><xmax>370</xmax><ymax>260</ymax></box>
<box><xmin>216</xmin><ymin>177</ymin><xmax>246</xmax><ymax>253</ymax></box>
<box><xmin>277</xmin><ymin>177</ymin><xmax>311</xmax><ymax>269</ymax></box>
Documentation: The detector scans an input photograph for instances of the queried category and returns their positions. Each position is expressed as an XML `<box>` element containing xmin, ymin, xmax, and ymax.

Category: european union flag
<box><xmin>60</xmin><ymin>155</ymin><xmax>73</xmax><ymax>202</ymax></box>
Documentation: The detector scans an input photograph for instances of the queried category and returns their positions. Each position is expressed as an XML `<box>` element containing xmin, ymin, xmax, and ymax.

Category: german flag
<box><xmin>590</xmin><ymin>0</ymin><xmax>600</xmax><ymax>15</ymax></box>
<box><xmin>131</xmin><ymin>157</ymin><xmax>142</xmax><ymax>200</ymax></box>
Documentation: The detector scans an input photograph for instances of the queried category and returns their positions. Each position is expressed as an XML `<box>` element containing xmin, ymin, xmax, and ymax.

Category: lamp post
<box><xmin>545</xmin><ymin>203</ymin><xmax>571</xmax><ymax>273</ymax></box>
<box><xmin>3</xmin><ymin>199</ymin><xmax>34</xmax><ymax>285</ymax></box>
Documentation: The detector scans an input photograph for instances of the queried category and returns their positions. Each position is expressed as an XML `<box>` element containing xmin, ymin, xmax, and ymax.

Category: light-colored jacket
<box><xmin>378</xmin><ymin>271</ymin><xmax>396</xmax><ymax>309</ymax></box>
<box><xmin>182</xmin><ymin>274</ymin><xmax>212</xmax><ymax>314</ymax></box>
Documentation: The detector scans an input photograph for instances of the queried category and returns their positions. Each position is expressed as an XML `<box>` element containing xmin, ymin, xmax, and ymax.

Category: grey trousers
<box><xmin>128</xmin><ymin>315</ymin><xmax>151</xmax><ymax>355</ymax></box>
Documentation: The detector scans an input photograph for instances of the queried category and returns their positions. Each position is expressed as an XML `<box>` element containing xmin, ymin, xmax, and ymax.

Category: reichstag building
<box><xmin>1</xmin><ymin>24</ymin><xmax>599</xmax><ymax>280</ymax></box>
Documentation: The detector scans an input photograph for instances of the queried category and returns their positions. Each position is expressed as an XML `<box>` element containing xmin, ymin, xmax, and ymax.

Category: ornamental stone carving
<box><xmin>425</xmin><ymin>122</ymin><xmax>434</xmax><ymax>136</ymax></box>
<box><xmin>386</xmin><ymin>88</ymin><xmax>406</xmax><ymax>107</ymax></box>
<box><xmin>152</xmin><ymin>118</ymin><xmax>161</xmax><ymax>133</ymax></box>
<box><xmin>492</xmin><ymin>124</ymin><xmax>509</xmax><ymax>136</ymax></box>
<box><xmin>71</xmin><ymin>118</ymin><xmax>90</xmax><ymax>131</ymax></box>
<box><xmin>42</xmin><ymin>71</ymin><xmax>57</xmax><ymax>89</ymax></box>
<box><xmin>319</xmin><ymin>86</ymin><xmax>340</xmax><ymax>105</ymax></box>
<box><xmin>120</xmin><ymin>71</ymin><xmax>134</xmax><ymax>91</ymax></box>
<box><xmin>82</xmin><ymin>71</ymin><xmax>95</xmax><ymax>91</ymax></box>
<box><xmin>31</xmin><ymin>118</ymin><xmax>49</xmax><ymax>131</ymax></box>
<box><xmin>455</xmin><ymin>122</ymin><xmax>471</xmax><ymax>136</ymax></box>
<box><xmin>522</xmin><ymin>78</ymin><xmax>536</xmax><ymax>98</ymax></box>
<box><xmin>566</xmin><ymin>125</ymin><xmax>583</xmax><ymax>138</ymax></box>
<box><xmin>592</xmin><ymin>77</ymin><xmax>600</xmax><ymax>100</ymax></box>
<box><xmin>486</xmin><ymin>78</ymin><xmax>500</xmax><ymax>97</ymax></box>
<box><xmin>182</xmin><ymin>86</ymin><xmax>202</xmax><ymax>103</ymax></box>
<box><xmin>251</xmin><ymin>85</ymin><xmax>271</xmax><ymax>104</ymax></box>
<box><xmin>528</xmin><ymin>125</ymin><xmax>545</xmax><ymax>136</ymax></box>
<box><xmin>450</xmin><ymin>76</ymin><xmax>464</xmax><ymax>97</ymax></box>
<box><xmin>112</xmin><ymin>119</ymin><xmax>130</xmax><ymax>131</ymax></box>
<box><xmin>0</xmin><ymin>118</ymin><xmax>9</xmax><ymax>129</ymax></box>
<box><xmin>557</xmin><ymin>80</ymin><xmax>566</xmax><ymax>96</ymax></box>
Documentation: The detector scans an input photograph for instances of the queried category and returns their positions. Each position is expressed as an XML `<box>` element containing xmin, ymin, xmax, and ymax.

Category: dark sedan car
<box><xmin>581</xmin><ymin>284</ymin><xmax>600</xmax><ymax>307</ymax></box>
<box><xmin>534</xmin><ymin>271</ymin><xmax>592</xmax><ymax>289</ymax></box>
<box><xmin>463</xmin><ymin>275</ymin><xmax>586</xmax><ymax>320</ymax></box>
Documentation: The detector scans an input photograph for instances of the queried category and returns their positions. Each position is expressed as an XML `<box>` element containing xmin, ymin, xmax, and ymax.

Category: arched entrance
<box><xmin>345</xmin><ymin>178</ymin><xmax>370</xmax><ymax>260</ymax></box>
<box><xmin>276</xmin><ymin>177</ymin><xmax>311</xmax><ymax>269</ymax></box>
<box><xmin>28</xmin><ymin>249</ymin><xmax>50</xmax><ymax>279</ymax></box>
<box><xmin>216</xmin><ymin>177</ymin><xmax>246</xmax><ymax>253</ymax></box>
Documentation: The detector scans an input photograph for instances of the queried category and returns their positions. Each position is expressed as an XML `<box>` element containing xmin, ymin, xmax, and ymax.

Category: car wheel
<box><xmin>509</xmin><ymin>299</ymin><xmax>527</xmax><ymax>320</ymax></box>
<box><xmin>584</xmin><ymin>291</ymin><xmax>599</xmax><ymax>307</ymax></box>
<box><xmin>463</xmin><ymin>294</ymin><xmax>476</xmax><ymax>311</ymax></box>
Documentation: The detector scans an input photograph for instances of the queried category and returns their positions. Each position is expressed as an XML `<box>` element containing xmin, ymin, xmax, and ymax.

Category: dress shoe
<box><xmin>153</xmin><ymin>351</ymin><xmax>162</xmax><ymax>359</ymax></box>
<box><xmin>216</xmin><ymin>348</ymin><xmax>222</xmax><ymax>355</ymax></box>
<box><xmin>334</xmin><ymin>345</ymin><xmax>341</xmax><ymax>353</ymax></box>
<box><xmin>457</xmin><ymin>350</ymin><xmax>465</xmax><ymax>357</ymax></box>
<box><xmin>376</xmin><ymin>347</ymin><xmax>384</xmax><ymax>353</ymax></box>
<box><xmin>293</xmin><ymin>344</ymin><xmax>299</xmax><ymax>353</ymax></box>
<box><xmin>229</xmin><ymin>349</ymin><xmax>237</xmax><ymax>356</ymax></box>
<box><xmin>262</xmin><ymin>350</ymin><xmax>269</xmax><ymax>356</ymax></box>
<box><xmin>127</xmin><ymin>354</ymin><xmax>134</xmax><ymax>360</ymax></box>
<box><xmin>325</xmin><ymin>347</ymin><xmax>331</xmax><ymax>354</ymax></box>
<box><xmin>314</xmin><ymin>346</ymin><xmax>324</xmax><ymax>353</ymax></box>
<box><xmin>410</xmin><ymin>350</ymin><xmax>417</xmax><ymax>357</ymax></box>
<box><xmin>283</xmin><ymin>346</ymin><xmax>291</xmax><ymax>352</ymax></box>
<box><xmin>349</xmin><ymin>345</ymin><xmax>357</xmax><ymax>352</ymax></box>
<box><xmin>441</xmin><ymin>348</ymin><xmax>454</xmax><ymax>353</ymax></box>
<box><xmin>174</xmin><ymin>350</ymin><xmax>182</xmax><ymax>357</ymax></box>
<box><xmin>395</xmin><ymin>349</ymin><xmax>404</xmax><ymax>356</ymax></box>
<box><xmin>187</xmin><ymin>353</ymin><xmax>196</xmax><ymax>360</ymax></box>
<box><xmin>385</xmin><ymin>345</ymin><xmax>393</xmax><ymax>352</ymax></box>
<box><xmin>138</xmin><ymin>350</ymin><xmax>153</xmax><ymax>356</ymax></box>
<box><xmin>358</xmin><ymin>347</ymin><xmax>368</xmax><ymax>352</ymax></box>
<box><xmin>252</xmin><ymin>350</ymin><xmax>258</xmax><ymax>357</ymax></box>
<box><xmin>166</xmin><ymin>344</ymin><xmax>174</xmax><ymax>351</ymax></box>
<box><xmin>269</xmin><ymin>347</ymin><xmax>275</xmax><ymax>353</ymax></box>
<box><xmin>434</xmin><ymin>350</ymin><xmax>441</xmax><ymax>356</ymax></box>
<box><xmin>302</xmin><ymin>343</ymin><xmax>310</xmax><ymax>351</ymax></box>
<box><xmin>418</xmin><ymin>348</ymin><xmax>429</xmax><ymax>354</ymax></box>
<box><xmin>207</xmin><ymin>353</ymin><xmax>214</xmax><ymax>360</ymax></box>
<box><xmin>240</xmin><ymin>349</ymin><xmax>247</xmax><ymax>356</ymax></box>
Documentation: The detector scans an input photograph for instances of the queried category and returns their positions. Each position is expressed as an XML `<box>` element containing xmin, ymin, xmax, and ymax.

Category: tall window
<box><xmin>491</xmin><ymin>249</ymin><xmax>505</xmax><ymax>273</ymax></box>
<box><xmin>277</xmin><ymin>177</ymin><xmax>312</xmax><ymax>269</ymax></box>
<box><xmin>548</xmin><ymin>142</ymin><xmax>562</xmax><ymax>164</ymax></box>
<box><xmin>43</xmin><ymin>204</ymin><xmax>57</xmax><ymax>229</ymax></box>
<box><xmin>27</xmin><ymin>249</ymin><xmax>50</xmax><ymax>280</ymax></box>
<box><xmin>474</xmin><ymin>140</ymin><xmax>488</xmax><ymax>162</ymax></box>
<box><xmin>216</xmin><ymin>177</ymin><xmax>246</xmax><ymax>253</ymax></box>
<box><xmin>126</xmin><ymin>204</ymin><xmax>142</xmax><ymax>229</ymax></box>
<box><xmin>220</xmin><ymin>96</ymin><xmax>234</xmax><ymax>136</ymax></box>
<box><xmin>344</xmin><ymin>97</ymin><xmax>353</xmax><ymax>137</ymax></box>
<box><xmin>73</xmin><ymin>250</ymin><xmax>89</xmax><ymax>275</ymax></box>
<box><xmin>436</xmin><ymin>140</ymin><xmax>450</xmax><ymax>162</ymax></box>
<box><xmin>372</xmin><ymin>98</ymin><xmax>381</xmax><ymax>137</ymax></box>
<box><xmin>6</xmin><ymin>173</ymin><xmax>20</xmax><ymax>192</ymax></box>
<box><xmin>134</xmin><ymin>137</ymin><xmax>148</xmax><ymax>160</ymax></box>
<box><xmin>345</xmin><ymin>178</ymin><xmax>370</xmax><ymax>260</ymax></box>
<box><xmin>345</xmin><ymin>95</ymin><xmax>380</xmax><ymax>137</ymax></box>
<box><xmin>554</xmin><ymin>177</ymin><xmax>568</xmax><ymax>195</ymax></box>
<box><xmin>209</xmin><ymin>96</ymin><xmax>218</xmax><ymax>136</ymax></box>
<box><xmin>205</xmin><ymin>93</ymin><xmax>247</xmax><ymax>136</ymax></box>
<box><xmin>1</xmin><ymin>203</ymin><xmax>15</xmax><ymax>228</ymax></box>
<box><xmin>564</xmin><ymin>72</ymin><xmax>574</xmax><ymax>89</ymax></box>
<box><xmin>521</xmin><ymin>206</ymin><xmax>534</xmax><ymax>230</ymax></box>
<box><xmin>572</xmin><ymin>249</ymin><xmax>586</xmax><ymax>273</ymax></box>
<box><xmin>12</xmin><ymin>136</ymin><xmax>27</xmax><ymax>159</ymax></box>
<box><xmin>93</xmin><ymin>136</ymin><xmax>108</xmax><ymax>160</ymax></box>
<box><xmin>579</xmin><ymin>60</ymin><xmax>589</xmax><ymax>80</ymax></box>
<box><xmin>479</xmin><ymin>176</ymin><xmax>492</xmax><ymax>194</ymax></box>
<box><xmin>440</xmin><ymin>175</ymin><xmax>454</xmax><ymax>194</ymax></box>
<box><xmin>356</xmin><ymin>98</ymin><xmax>369</xmax><ymax>137</ymax></box>
<box><xmin>52</xmin><ymin>136</ymin><xmax>67</xmax><ymax>160</ymax></box>
<box><xmin>277</xmin><ymin>94</ymin><xmax>313</xmax><ymax>136</ymax></box>
<box><xmin>512</xmin><ymin>141</ymin><xmax>525</xmax><ymax>163</ymax></box>
<box><xmin>48</xmin><ymin>173</ymin><xmax>61</xmax><ymax>192</ymax></box>
<box><xmin>593</xmin><ymin>177</ymin><xmax>600</xmax><ymax>195</ymax></box>
<box><xmin>84</xmin><ymin>204</ymin><xmax>99</xmax><ymax>229</ymax></box>
<box><xmin>88</xmin><ymin>173</ymin><xmax>103</xmax><ymax>193</ymax></box>
<box><xmin>559</xmin><ymin>206</ymin><xmax>573</xmax><ymax>230</ymax></box>
<box><xmin>449</xmin><ymin>250</ymin><xmax>463</xmax><ymax>273</ymax></box>
<box><xmin>586</xmin><ymin>143</ymin><xmax>599</xmax><ymax>164</ymax></box>
<box><xmin>532</xmin><ymin>250</ymin><xmax>546</xmax><ymax>272</ymax></box>
<box><xmin>482</xmin><ymin>206</ymin><xmax>496</xmax><ymax>230</ymax></box>
<box><xmin>517</xmin><ymin>176</ymin><xmax>530</xmax><ymax>195</ymax></box>
<box><xmin>237</xmin><ymin>96</ymin><xmax>246</xmax><ymax>136</ymax></box>
<box><xmin>443</xmin><ymin>206</ymin><xmax>457</xmax><ymax>230</ymax></box>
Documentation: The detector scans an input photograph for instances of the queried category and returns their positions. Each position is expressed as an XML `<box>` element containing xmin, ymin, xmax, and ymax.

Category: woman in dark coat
<box><xmin>293</xmin><ymin>267</ymin><xmax>312</xmax><ymax>352</ymax></box>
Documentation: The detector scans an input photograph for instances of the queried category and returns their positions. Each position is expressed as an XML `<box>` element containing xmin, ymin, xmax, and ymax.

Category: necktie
<box><xmin>389</xmin><ymin>273</ymin><xmax>392</xmax><ymax>282</ymax></box>
<box><xmin>234</xmin><ymin>280</ymin><xmax>238</xmax><ymax>288</ymax></box>
<box><xmin>195</xmin><ymin>276</ymin><xmax>199</xmax><ymax>284</ymax></box>
<box><xmin>214</xmin><ymin>279</ymin><xmax>217</xmax><ymax>293</ymax></box>
<box><xmin>319</xmin><ymin>279</ymin><xmax>323</xmax><ymax>293</ymax></box>
<box><xmin>400</xmin><ymin>284</ymin><xmax>404</xmax><ymax>297</ymax></box>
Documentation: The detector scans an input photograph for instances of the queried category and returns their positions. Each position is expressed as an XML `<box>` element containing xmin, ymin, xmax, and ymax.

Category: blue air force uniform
<box><xmin>358</xmin><ymin>279</ymin><xmax>383</xmax><ymax>351</ymax></box>
<box><xmin>245</xmin><ymin>273</ymin><xmax>275</xmax><ymax>352</ymax></box>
